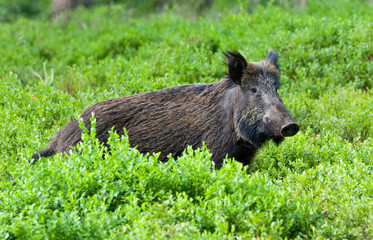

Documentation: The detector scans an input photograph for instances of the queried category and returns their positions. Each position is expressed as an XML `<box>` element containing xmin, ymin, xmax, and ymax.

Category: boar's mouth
<box><xmin>255</xmin><ymin>133</ymin><xmax>284</xmax><ymax>147</ymax></box>
<box><xmin>238</xmin><ymin>121</ymin><xmax>284</xmax><ymax>149</ymax></box>
<box><xmin>271</xmin><ymin>135</ymin><xmax>285</xmax><ymax>145</ymax></box>
<box><xmin>246</xmin><ymin>133</ymin><xmax>284</xmax><ymax>149</ymax></box>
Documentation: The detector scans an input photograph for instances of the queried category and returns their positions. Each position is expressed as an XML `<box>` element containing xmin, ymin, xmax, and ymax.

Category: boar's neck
<box><xmin>218</xmin><ymin>78</ymin><xmax>258</xmax><ymax>166</ymax></box>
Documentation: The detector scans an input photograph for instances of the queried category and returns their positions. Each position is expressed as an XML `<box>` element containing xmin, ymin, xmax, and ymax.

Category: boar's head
<box><xmin>224</xmin><ymin>50</ymin><xmax>299</xmax><ymax>148</ymax></box>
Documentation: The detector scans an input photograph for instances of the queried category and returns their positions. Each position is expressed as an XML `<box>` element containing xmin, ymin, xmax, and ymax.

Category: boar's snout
<box><xmin>262</xmin><ymin>99</ymin><xmax>299</xmax><ymax>138</ymax></box>
<box><xmin>280</xmin><ymin>122</ymin><xmax>299</xmax><ymax>137</ymax></box>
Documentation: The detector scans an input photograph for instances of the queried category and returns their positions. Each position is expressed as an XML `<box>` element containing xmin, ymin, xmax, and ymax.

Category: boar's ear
<box><xmin>224</xmin><ymin>51</ymin><xmax>248</xmax><ymax>85</ymax></box>
<box><xmin>266</xmin><ymin>49</ymin><xmax>279</xmax><ymax>69</ymax></box>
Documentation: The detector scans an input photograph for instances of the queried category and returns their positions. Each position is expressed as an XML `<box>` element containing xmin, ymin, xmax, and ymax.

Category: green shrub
<box><xmin>2</xmin><ymin>118</ymin><xmax>372</xmax><ymax>238</ymax></box>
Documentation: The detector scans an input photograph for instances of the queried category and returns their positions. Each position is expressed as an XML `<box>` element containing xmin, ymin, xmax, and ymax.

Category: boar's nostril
<box><xmin>281</xmin><ymin>123</ymin><xmax>299</xmax><ymax>137</ymax></box>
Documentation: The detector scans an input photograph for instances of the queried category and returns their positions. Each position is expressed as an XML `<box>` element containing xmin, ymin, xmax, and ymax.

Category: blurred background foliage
<box><xmin>1</xmin><ymin>0</ymin><xmax>372</xmax><ymax>22</ymax></box>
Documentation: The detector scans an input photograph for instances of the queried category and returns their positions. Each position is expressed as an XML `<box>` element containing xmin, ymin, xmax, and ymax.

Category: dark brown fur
<box><xmin>32</xmin><ymin>50</ymin><xmax>299</xmax><ymax>169</ymax></box>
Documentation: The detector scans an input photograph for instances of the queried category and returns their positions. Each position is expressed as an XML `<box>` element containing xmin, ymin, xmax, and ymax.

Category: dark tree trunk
<box><xmin>294</xmin><ymin>0</ymin><xmax>307</xmax><ymax>10</ymax></box>
<box><xmin>52</xmin><ymin>0</ymin><xmax>92</xmax><ymax>20</ymax></box>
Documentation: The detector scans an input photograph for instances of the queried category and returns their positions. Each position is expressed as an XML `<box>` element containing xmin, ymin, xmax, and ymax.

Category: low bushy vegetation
<box><xmin>1</xmin><ymin>0</ymin><xmax>373</xmax><ymax>238</ymax></box>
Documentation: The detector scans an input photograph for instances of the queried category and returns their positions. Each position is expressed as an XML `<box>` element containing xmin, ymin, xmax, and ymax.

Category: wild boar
<box><xmin>32</xmin><ymin>50</ymin><xmax>299</xmax><ymax>169</ymax></box>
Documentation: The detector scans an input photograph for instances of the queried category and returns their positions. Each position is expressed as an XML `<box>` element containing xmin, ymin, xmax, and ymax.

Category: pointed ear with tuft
<box><xmin>266</xmin><ymin>49</ymin><xmax>279</xmax><ymax>69</ymax></box>
<box><xmin>224</xmin><ymin>51</ymin><xmax>248</xmax><ymax>85</ymax></box>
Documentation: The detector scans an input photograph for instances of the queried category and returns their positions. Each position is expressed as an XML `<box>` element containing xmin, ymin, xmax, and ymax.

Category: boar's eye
<box><xmin>250</xmin><ymin>87</ymin><xmax>257</xmax><ymax>94</ymax></box>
